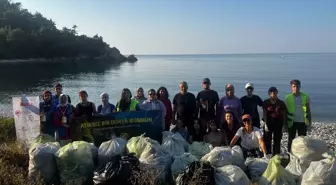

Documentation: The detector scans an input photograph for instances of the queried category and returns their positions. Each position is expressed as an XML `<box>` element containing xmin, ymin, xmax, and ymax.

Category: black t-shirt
<box><xmin>263</xmin><ymin>98</ymin><xmax>286</xmax><ymax>131</ymax></box>
<box><xmin>240</xmin><ymin>95</ymin><xmax>263</xmax><ymax>120</ymax></box>
<box><xmin>173</xmin><ymin>92</ymin><xmax>196</xmax><ymax>119</ymax></box>
<box><xmin>196</xmin><ymin>89</ymin><xmax>219</xmax><ymax>120</ymax></box>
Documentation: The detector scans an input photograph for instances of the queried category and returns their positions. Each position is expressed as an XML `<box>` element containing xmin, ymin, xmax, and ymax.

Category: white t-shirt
<box><xmin>235</xmin><ymin>127</ymin><xmax>262</xmax><ymax>150</ymax></box>
<box><xmin>294</xmin><ymin>95</ymin><xmax>310</xmax><ymax>122</ymax></box>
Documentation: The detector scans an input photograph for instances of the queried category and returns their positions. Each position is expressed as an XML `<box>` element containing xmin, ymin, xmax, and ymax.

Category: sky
<box><xmin>13</xmin><ymin>0</ymin><xmax>336</xmax><ymax>55</ymax></box>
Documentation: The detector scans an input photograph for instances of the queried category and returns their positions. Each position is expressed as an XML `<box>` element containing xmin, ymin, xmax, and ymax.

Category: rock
<box><xmin>127</xmin><ymin>54</ymin><xmax>138</xmax><ymax>62</ymax></box>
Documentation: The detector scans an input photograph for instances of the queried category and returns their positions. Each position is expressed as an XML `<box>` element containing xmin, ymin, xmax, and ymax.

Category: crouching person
<box><xmin>230</xmin><ymin>114</ymin><xmax>267</xmax><ymax>159</ymax></box>
<box><xmin>170</xmin><ymin>119</ymin><xmax>188</xmax><ymax>141</ymax></box>
<box><xmin>53</xmin><ymin>94</ymin><xmax>74</xmax><ymax>146</ymax></box>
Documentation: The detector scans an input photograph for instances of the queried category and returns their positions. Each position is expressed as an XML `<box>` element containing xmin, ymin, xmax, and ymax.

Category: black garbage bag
<box><xmin>93</xmin><ymin>153</ymin><xmax>140</xmax><ymax>185</ymax></box>
<box><xmin>176</xmin><ymin>161</ymin><xmax>215</xmax><ymax>185</ymax></box>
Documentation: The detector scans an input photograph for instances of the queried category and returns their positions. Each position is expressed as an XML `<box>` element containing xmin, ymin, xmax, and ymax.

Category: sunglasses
<box><xmin>246</xmin><ymin>87</ymin><xmax>254</xmax><ymax>91</ymax></box>
<box><xmin>243</xmin><ymin>118</ymin><xmax>251</xmax><ymax>122</ymax></box>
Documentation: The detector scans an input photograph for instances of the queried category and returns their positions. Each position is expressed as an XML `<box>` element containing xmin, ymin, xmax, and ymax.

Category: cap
<box><xmin>202</xmin><ymin>78</ymin><xmax>211</xmax><ymax>84</ymax></box>
<box><xmin>268</xmin><ymin>86</ymin><xmax>278</xmax><ymax>93</ymax></box>
<box><xmin>245</xmin><ymin>83</ymin><xmax>254</xmax><ymax>89</ymax></box>
<box><xmin>226</xmin><ymin>84</ymin><xmax>234</xmax><ymax>90</ymax></box>
<box><xmin>242</xmin><ymin>114</ymin><xmax>251</xmax><ymax>120</ymax></box>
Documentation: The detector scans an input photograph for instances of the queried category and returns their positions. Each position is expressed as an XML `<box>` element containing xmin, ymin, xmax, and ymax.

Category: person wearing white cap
<box><xmin>240</xmin><ymin>83</ymin><xmax>263</xmax><ymax>128</ymax></box>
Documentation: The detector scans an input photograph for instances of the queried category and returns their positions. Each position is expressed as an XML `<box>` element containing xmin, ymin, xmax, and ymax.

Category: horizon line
<box><xmin>132</xmin><ymin>52</ymin><xmax>336</xmax><ymax>56</ymax></box>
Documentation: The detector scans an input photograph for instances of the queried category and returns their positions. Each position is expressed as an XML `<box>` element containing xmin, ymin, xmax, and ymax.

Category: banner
<box><xmin>12</xmin><ymin>96</ymin><xmax>41</xmax><ymax>146</ymax></box>
<box><xmin>82</xmin><ymin>110</ymin><xmax>163</xmax><ymax>143</ymax></box>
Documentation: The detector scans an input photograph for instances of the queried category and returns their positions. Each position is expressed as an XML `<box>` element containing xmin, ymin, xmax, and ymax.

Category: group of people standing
<box><xmin>38</xmin><ymin>78</ymin><xmax>311</xmax><ymax>159</ymax></box>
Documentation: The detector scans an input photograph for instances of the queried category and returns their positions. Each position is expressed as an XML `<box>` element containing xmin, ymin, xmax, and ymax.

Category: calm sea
<box><xmin>0</xmin><ymin>53</ymin><xmax>335</xmax><ymax>122</ymax></box>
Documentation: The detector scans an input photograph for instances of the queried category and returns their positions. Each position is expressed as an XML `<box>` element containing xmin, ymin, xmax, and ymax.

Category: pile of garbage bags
<box><xmin>27</xmin><ymin>132</ymin><xmax>336</xmax><ymax>185</ymax></box>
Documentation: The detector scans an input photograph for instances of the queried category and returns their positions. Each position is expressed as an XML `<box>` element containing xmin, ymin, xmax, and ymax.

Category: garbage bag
<box><xmin>139</xmin><ymin>143</ymin><xmax>173</xmax><ymax>183</ymax></box>
<box><xmin>291</xmin><ymin>136</ymin><xmax>328</xmax><ymax>163</ymax></box>
<box><xmin>285</xmin><ymin>153</ymin><xmax>307</xmax><ymax>181</ymax></box>
<box><xmin>28</xmin><ymin>142</ymin><xmax>60</xmax><ymax>184</ymax></box>
<box><xmin>162</xmin><ymin>131</ymin><xmax>189</xmax><ymax>156</ymax></box>
<box><xmin>188</xmin><ymin>141</ymin><xmax>213</xmax><ymax>159</ymax></box>
<box><xmin>54</xmin><ymin>141</ymin><xmax>95</xmax><ymax>183</ymax></box>
<box><xmin>301</xmin><ymin>153</ymin><xmax>336</xmax><ymax>185</ymax></box>
<box><xmin>30</xmin><ymin>134</ymin><xmax>56</xmax><ymax>149</ymax></box>
<box><xmin>171</xmin><ymin>153</ymin><xmax>198</xmax><ymax>179</ymax></box>
<box><xmin>126</xmin><ymin>134</ymin><xmax>150</xmax><ymax>158</ymax></box>
<box><xmin>201</xmin><ymin>146</ymin><xmax>233</xmax><ymax>168</ymax></box>
<box><xmin>175</xmin><ymin>161</ymin><xmax>215</xmax><ymax>185</ymax></box>
<box><xmin>215</xmin><ymin>165</ymin><xmax>249</xmax><ymax>185</ymax></box>
<box><xmin>93</xmin><ymin>154</ymin><xmax>140</xmax><ymax>185</ymax></box>
<box><xmin>230</xmin><ymin>145</ymin><xmax>246</xmax><ymax>170</ymax></box>
<box><xmin>98</xmin><ymin>137</ymin><xmax>127</xmax><ymax>166</ymax></box>
<box><xmin>245</xmin><ymin>157</ymin><xmax>269</xmax><ymax>182</ymax></box>
<box><xmin>258</xmin><ymin>155</ymin><xmax>296</xmax><ymax>185</ymax></box>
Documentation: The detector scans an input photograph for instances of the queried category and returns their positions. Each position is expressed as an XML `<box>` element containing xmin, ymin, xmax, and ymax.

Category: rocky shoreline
<box><xmin>280</xmin><ymin>122</ymin><xmax>336</xmax><ymax>152</ymax></box>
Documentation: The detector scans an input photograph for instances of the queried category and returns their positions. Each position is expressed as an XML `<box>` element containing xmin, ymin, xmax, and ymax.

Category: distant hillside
<box><xmin>0</xmin><ymin>0</ymin><xmax>137</xmax><ymax>62</ymax></box>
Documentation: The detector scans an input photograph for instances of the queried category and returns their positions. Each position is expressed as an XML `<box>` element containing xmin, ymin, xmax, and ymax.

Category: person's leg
<box><xmin>263</xmin><ymin>130</ymin><xmax>273</xmax><ymax>155</ymax></box>
<box><xmin>297</xmin><ymin>122</ymin><xmax>307</xmax><ymax>136</ymax></box>
<box><xmin>287</xmin><ymin>122</ymin><xmax>297</xmax><ymax>153</ymax></box>
<box><xmin>273</xmin><ymin>128</ymin><xmax>283</xmax><ymax>155</ymax></box>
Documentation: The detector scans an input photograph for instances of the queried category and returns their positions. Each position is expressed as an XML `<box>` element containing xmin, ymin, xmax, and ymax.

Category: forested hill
<box><xmin>0</xmin><ymin>0</ymin><xmax>136</xmax><ymax>62</ymax></box>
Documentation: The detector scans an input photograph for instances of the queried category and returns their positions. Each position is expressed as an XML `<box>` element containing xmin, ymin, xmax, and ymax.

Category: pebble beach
<box><xmin>280</xmin><ymin>122</ymin><xmax>336</xmax><ymax>153</ymax></box>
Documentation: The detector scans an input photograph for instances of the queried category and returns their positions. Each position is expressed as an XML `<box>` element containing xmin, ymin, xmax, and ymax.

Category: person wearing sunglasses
<box><xmin>196</xmin><ymin>78</ymin><xmax>220</xmax><ymax>128</ymax></box>
<box><xmin>230</xmin><ymin>114</ymin><xmax>267</xmax><ymax>159</ymax></box>
<box><xmin>240</xmin><ymin>83</ymin><xmax>263</xmax><ymax>128</ymax></box>
<box><xmin>142</xmin><ymin>89</ymin><xmax>167</xmax><ymax>130</ymax></box>
<box><xmin>52</xmin><ymin>83</ymin><xmax>71</xmax><ymax>107</ymax></box>
<box><xmin>219</xmin><ymin>84</ymin><xmax>243</xmax><ymax>124</ymax></box>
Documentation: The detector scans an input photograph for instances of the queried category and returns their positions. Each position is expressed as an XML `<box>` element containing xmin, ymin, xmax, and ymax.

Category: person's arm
<box><xmin>166</xmin><ymin>99</ymin><xmax>173</xmax><ymax>121</ymax></box>
<box><xmin>214</xmin><ymin>91</ymin><xmax>220</xmax><ymax>116</ymax></box>
<box><xmin>306</xmin><ymin>97</ymin><xmax>312</xmax><ymax>124</ymax></box>
<box><xmin>161</xmin><ymin>101</ymin><xmax>167</xmax><ymax>118</ymax></box>
<box><xmin>230</xmin><ymin>128</ymin><xmax>242</xmax><ymax>147</ymax></box>
<box><xmin>67</xmin><ymin>95</ymin><xmax>71</xmax><ymax>104</ymax></box>
<box><xmin>92</xmin><ymin>103</ymin><xmax>97</xmax><ymax>114</ymax></box>
<box><xmin>135</xmin><ymin>103</ymin><xmax>141</xmax><ymax>111</ymax></box>
<box><xmin>53</xmin><ymin>111</ymin><xmax>62</xmax><ymax>127</ymax></box>
<box><xmin>262</xmin><ymin>101</ymin><xmax>267</xmax><ymax>126</ymax></box>
<box><xmin>257</xmin><ymin>96</ymin><xmax>263</xmax><ymax>107</ymax></box>
<box><xmin>237</xmin><ymin>99</ymin><xmax>243</xmax><ymax>119</ymax></box>
<box><xmin>191</xmin><ymin>94</ymin><xmax>197</xmax><ymax>117</ymax></box>
<box><xmin>172</xmin><ymin>95</ymin><xmax>177</xmax><ymax>122</ymax></box>
<box><xmin>256</xmin><ymin>130</ymin><xmax>267</xmax><ymax>155</ymax></box>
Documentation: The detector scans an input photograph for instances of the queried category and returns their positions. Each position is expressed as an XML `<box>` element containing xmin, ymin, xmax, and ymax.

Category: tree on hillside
<box><xmin>0</xmin><ymin>0</ymin><xmax>119</xmax><ymax>60</ymax></box>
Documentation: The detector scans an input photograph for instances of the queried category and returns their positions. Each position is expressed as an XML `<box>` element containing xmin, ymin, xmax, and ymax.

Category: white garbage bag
<box><xmin>139</xmin><ymin>144</ymin><xmax>173</xmax><ymax>183</ymax></box>
<box><xmin>98</xmin><ymin>137</ymin><xmax>127</xmax><ymax>166</ymax></box>
<box><xmin>171</xmin><ymin>153</ymin><xmax>198</xmax><ymax>179</ymax></box>
<box><xmin>285</xmin><ymin>153</ymin><xmax>307</xmax><ymax>181</ymax></box>
<box><xmin>28</xmin><ymin>142</ymin><xmax>60</xmax><ymax>184</ymax></box>
<box><xmin>231</xmin><ymin>145</ymin><xmax>246</xmax><ymax>170</ymax></box>
<box><xmin>162</xmin><ymin>131</ymin><xmax>189</xmax><ymax>156</ymax></box>
<box><xmin>245</xmin><ymin>157</ymin><xmax>269</xmax><ymax>182</ymax></box>
<box><xmin>188</xmin><ymin>141</ymin><xmax>213</xmax><ymax>159</ymax></box>
<box><xmin>291</xmin><ymin>136</ymin><xmax>328</xmax><ymax>163</ymax></box>
<box><xmin>215</xmin><ymin>165</ymin><xmax>249</xmax><ymax>185</ymax></box>
<box><xmin>201</xmin><ymin>147</ymin><xmax>233</xmax><ymax>168</ymax></box>
<box><xmin>301</xmin><ymin>153</ymin><xmax>336</xmax><ymax>185</ymax></box>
